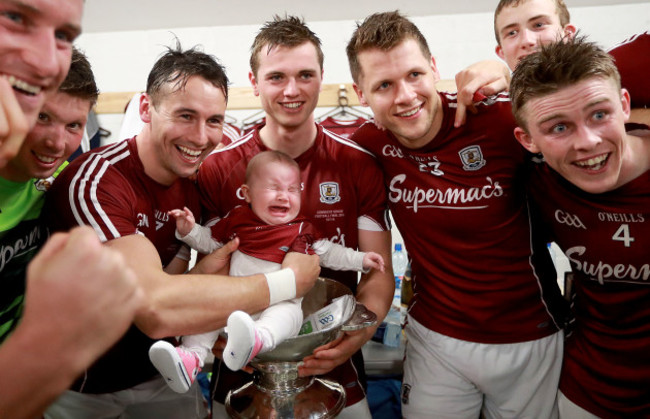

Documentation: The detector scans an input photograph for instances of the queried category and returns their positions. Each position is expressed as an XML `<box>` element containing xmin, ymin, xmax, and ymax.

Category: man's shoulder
<box><xmin>52</xmin><ymin>141</ymin><xmax>137</xmax><ymax>198</ymax></box>
<box><xmin>321</xmin><ymin>124</ymin><xmax>380</xmax><ymax>159</ymax></box>
<box><xmin>202</xmin><ymin>132</ymin><xmax>261</xmax><ymax>170</ymax></box>
<box><xmin>61</xmin><ymin>141</ymin><xmax>134</xmax><ymax>177</ymax></box>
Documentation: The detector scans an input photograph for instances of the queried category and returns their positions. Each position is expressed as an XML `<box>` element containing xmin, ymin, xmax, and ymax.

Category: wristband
<box><xmin>265</xmin><ymin>268</ymin><xmax>296</xmax><ymax>305</ymax></box>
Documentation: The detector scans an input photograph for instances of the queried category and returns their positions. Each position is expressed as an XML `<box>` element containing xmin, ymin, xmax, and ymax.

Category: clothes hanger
<box><xmin>316</xmin><ymin>84</ymin><xmax>373</xmax><ymax>122</ymax></box>
<box><xmin>241</xmin><ymin>109</ymin><xmax>266</xmax><ymax>131</ymax></box>
<box><xmin>224</xmin><ymin>114</ymin><xmax>238</xmax><ymax>126</ymax></box>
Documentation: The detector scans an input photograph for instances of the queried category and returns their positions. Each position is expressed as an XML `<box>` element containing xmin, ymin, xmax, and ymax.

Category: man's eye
<box><xmin>377</xmin><ymin>82</ymin><xmax>390</xmax><ymax>91</ymax></box>
<box><xmin>551</xmin><ymin>124</ymin><xmax>567</xmax><ymax>134</ymax></box>
<box><xmin>592</xmin><ymin>110</ymin><xmax>606</xmax><ymax>121</ymax></box>
<box><xmin>38</xmin><ymin>113</ymin><xmax>50</xmax><ymax>122</ymax></box>
<box><xmin>2</xmin><ymin>11</ymin><xmax>24</xmax><ymax>24</ymax></box>
<box><xmin>55</xmin><ymin>30</ymin><xmax>76</xmax><ymax>44</ymax></box>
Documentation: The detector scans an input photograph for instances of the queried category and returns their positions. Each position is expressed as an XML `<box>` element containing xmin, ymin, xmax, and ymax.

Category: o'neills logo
<box><xmin>566</xmin><ymin>246</ymin><xmax>650</xmax><ymax>285</ymax></box>
<box><xmin>0</xmin><ymin>225</ymin><xmax>42</xmax><ymax>272</ymax></box>
<box><xmin>388</xmin><ymin>174</ymin><xmax>503</xmax><ymax>213</ymax></box>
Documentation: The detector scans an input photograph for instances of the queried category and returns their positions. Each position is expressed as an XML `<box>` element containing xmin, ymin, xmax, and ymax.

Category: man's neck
<box><xmin>619</xmin><ymin>131</ymin><xmax>650</xmax><ymax>189</ymax></box>
<box><xmin>135</xmin><ymin>128</ymin><xmax>177</xmax><ymax>186</ymax></box>
<box><xmin>258</xmin><ymin>118</ymin><xmax>318</xmax><ymax>159</ymax></box>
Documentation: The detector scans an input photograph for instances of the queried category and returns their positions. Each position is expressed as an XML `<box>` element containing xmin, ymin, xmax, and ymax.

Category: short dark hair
<box><xmin>59</xmin><ymin>47</ymin><xmax>99</xmax><ymax>106</ymax></box>
<box><xmin>346</xmin><ymin>11</ymin><xmax>431</xmax><ymax>83</ymax></box>
<box><xmin>494</xmin><ymin>0</ymin><xmax>571</xmax><ymax>44</ymax></box>
<box><xmin>245</xmin><ymin>150</ymin><xmax>300</xmax><ymax>184</ymax></box>
<box><xmin>509</xmin><ymin>36</ymin><xmax>620</xmax><ymax>130</ymax></box>
<box><xmin>250</xmin><ymin>15</ymin><xmax>324</xmax><ymax>77</ymax></box>
<box><xmin>146</xmin><ymin>40</ymin><xmax>229</xmax><ymax>107</ymax></box>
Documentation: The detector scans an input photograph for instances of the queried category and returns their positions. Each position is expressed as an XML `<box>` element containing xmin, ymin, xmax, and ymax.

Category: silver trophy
<box><xmin>225</xmin><ymin>277</ymin><xmax>377</xmax><ymax>418</ymax></box>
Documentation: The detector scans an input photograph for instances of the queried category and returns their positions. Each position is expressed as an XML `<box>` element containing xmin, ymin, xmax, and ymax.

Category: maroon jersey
<box><xmin>44</xmin><ymin>137</ymin><xmax>201</xmax><ymax>393</ymax></box>
<box><xmin>527</xmin><ymin>141</ymin><xmax>650</xmax><ymax>417</ymax></box>
<box><xmin>198</xmin><ymin>123</ymin><xmax>389</xmax><ymax>405</ymax></box>
<box><xmin>319</xmin><ymin>116</ymin><xmax>369</xmax><ymax>139</ymax></box>
<box><xmin>351</xmin><ymin>92</ymin><xmax>565</xmax><ymax>344</ymax></box>
<box><xmin>609</xmin><ymin>32</ymin><xmax>650</xmax><ymax>109</ymax></box>
<box><xmin>211</xmin><ymin>205</ymin><xmax>318</xmax><ymax>262</ymax></box>
<box><xmin>218</xmin><ymin>122</ymin><xmax>241</xmax><ymax>147</ymax></box>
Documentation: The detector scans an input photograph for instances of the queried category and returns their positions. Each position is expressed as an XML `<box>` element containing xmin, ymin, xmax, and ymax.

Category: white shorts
<box><xmin>44</xmin><ymin>375</ymin><xmax>207</xmax><ymax>419</ymax></box>
<box><xmin>558</xmin><ymin>391</ymin><xmax>600</xmax><ymax>419</ymax></box>
<box><xmin>402</xmin><ymin>315</ymin><xmax>563</xmax><ymax>419</ymax></box>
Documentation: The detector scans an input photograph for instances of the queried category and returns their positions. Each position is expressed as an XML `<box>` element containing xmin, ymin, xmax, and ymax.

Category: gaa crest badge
<box><xmin>34</xmin><ymin>176</ymin><xmax>55</xmax><ymax>192</ymax></box>
<box><xmin>319</xmin><ymin>182</ymin><xmax>341</xmax><ymax>204</ymax></box>
<box><xmin>459</xmin><ymin>145</ymin><xmax>486</xmax><ymax>171</ymax></box>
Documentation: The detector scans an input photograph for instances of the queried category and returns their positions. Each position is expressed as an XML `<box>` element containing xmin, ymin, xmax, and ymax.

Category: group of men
<box><xmin>0</xmin><ymin>0</ymin><xmax>647</xmax><ymax>418</ymax></box>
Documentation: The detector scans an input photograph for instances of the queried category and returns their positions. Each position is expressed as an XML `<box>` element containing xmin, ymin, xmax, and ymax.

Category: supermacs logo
<box><xmin>388</xmin><ymin>174</ymin><xmax>503</xmax><ymax>213</ymax></box>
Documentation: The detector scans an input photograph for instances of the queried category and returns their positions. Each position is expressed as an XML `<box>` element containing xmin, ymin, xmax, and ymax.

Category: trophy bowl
<box><xmin>225</xmin><ymin>277</ymin><xmax>377</xmax><ymax>419</ymax></box>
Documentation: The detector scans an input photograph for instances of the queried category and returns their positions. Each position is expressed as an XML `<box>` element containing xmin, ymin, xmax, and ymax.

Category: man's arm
<box><xmin>298</xmin><ymin>229</ymin><xmax>393</xmax><ymax>377</ymax></box>
<box><xmin>453</xmin><ymin>60</ymin><xmax>511</xmax><ymax>127</ymax></box>
<box><xmin>106</xmin><ymin>234</ymin><xmax>320</xmax><ymax>339</ymax></box>
<box><xmin>630</xmin><ymin>108</ymin><xmax>650</xmax><ymax>126</ymax></box>
<box><xmin>0</xmin><ymin>227</ymin><xmax>143</xmax><ymax>419</ymax></box>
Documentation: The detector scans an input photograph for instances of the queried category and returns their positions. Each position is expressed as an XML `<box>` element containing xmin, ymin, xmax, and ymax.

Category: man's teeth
<box><xmin>399</xmin><ymin>106</ymin><xmax>420</xmax><ymax>117</ymax></box>
<box><xmin>284</xmin><ymin>102</ymin><xmax>301</xmax><ymax>109</ymax></box>
<box><xmin>35</xmin><ymin>153</ymin><xmax>56</xmax><ymax>163</ymax></box>
<box><xmin>178</xmin><ymin>145</ymin><xmax>201</xmax><ymax>157</ymax></box>
<box><xmin>575</xmin><ymin>153</ymin><xmax>608</xmax><ymax>169</ymax></box>
<box><xmin>5</xmin><ymin>75</ymin><xmax>41</xmax><ymax>95</ymax></box>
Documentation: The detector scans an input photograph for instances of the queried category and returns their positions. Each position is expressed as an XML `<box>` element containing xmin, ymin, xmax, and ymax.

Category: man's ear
<box><xmin>353</xmin><ymin>83</ymin><xmax>369</xmax><ymax>107</ymax></box>
<box><xmin>249</xmin><ymin>71</ymin><xmax>259</xmax><ymax>97</ymax></box>
<box><xmin>241</xmin><ymin>184</ymin><xmax>252</xmax><ymax>203</ymax></box>
<box><xmin>495</xmin><ymin>44</ymin><xmax>505</xmax><ymax>61</ymax></box>
<box><xmin>621</xmin><ymin>88</ymin><xmax>631</xmax><ymax>121</ymax></box>
<box><xmin>139</xmin><ymin>93</ymin><xmax>153</xmax><ymax>123</ymax></box>
<box><xmin>563</xmin><ymin>24</ymin><xmax>577</xmax><ymax>40</ymax></box>
<box><xmin>514</xmin><ymin>126</ymin><xmax>541</xmax><ymax>154</ymax></box>
<box><xmin>430</xmin><ymin>55</ymin><xmax>441</xmax><ymax>83</ymax></box>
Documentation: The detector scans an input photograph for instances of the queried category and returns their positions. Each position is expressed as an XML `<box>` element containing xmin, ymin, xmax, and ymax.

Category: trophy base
<box><xmin>225</xmin><ymin>377</ymin><xmax>346</xmax><ymax>419</ymax></box>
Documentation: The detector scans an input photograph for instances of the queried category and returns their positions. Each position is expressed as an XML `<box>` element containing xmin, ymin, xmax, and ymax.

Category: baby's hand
<box><xmin>363</xmin><ymin>252</ymin><xmax>385</xmax><ymax>273</ymax></box>
<box><xmin>168</xmin><ymin>207</ymin><xmax>196</xmax><ymax>237</ymax></box>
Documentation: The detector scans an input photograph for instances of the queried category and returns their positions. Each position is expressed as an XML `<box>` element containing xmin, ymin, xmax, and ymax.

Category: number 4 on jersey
<box><xmin>612</xmin><ymin>224</ymin><xmax>635</xmax><ymax>247</ymax></box>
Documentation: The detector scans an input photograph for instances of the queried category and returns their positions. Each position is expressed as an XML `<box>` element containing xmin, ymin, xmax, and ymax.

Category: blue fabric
<box><xmin>367</xmin><ymin>378</ymin><xmax>402</xmax><ymax>419</ymax></box>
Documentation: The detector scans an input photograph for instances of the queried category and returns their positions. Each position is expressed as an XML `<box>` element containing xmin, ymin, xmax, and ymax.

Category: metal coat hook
<box><xmin>338</xmin><ymin>84</ymin><xmax>349</xmax><ymax>107</ymax></box>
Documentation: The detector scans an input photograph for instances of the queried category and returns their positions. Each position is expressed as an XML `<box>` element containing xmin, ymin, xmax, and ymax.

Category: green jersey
<box><xmin>0</xmin><ymin>163</ymin><xmax>66</xmax><ymax>343</ymax></box>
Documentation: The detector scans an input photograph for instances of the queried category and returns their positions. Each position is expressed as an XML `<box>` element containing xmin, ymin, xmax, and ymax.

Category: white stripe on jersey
<box><xmin>68</xmin><ymin>141</ymin><xmax>131</xmax><ymax>242</ymax></box>
<box><xmin>608</xmin><ymin>31</ymin><xmax>649</xmax><ymax>51</ymax></box>
<box><xmin>322</xmin><ymin>128</ymin><xmax>375</xmax><ymax>157</ymax></box>
<box><xmin>524</xmin><ymin>197</ymin><xmax>564</xmax><ymax>331</ymax></box>
<box><xmin>217</xmin><ymin>130</ymin><xmax>255</xmax><ymax>153</ymax></box>
<box><xmin>222</xmin><ymin>123</ymin><xmax>240</xmax><ymax>141</ymax></box>
<box><xmin>358</xmin><ymin>215</ymin><xmax>385</xmax><ymax>232</ymax></box>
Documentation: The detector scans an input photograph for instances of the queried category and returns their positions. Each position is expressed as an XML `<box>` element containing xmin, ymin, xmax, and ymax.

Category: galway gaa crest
<box><xmin>319</xmin><ymin>182</ymin><xmax>341</xmax><ymax>204</ymax></box>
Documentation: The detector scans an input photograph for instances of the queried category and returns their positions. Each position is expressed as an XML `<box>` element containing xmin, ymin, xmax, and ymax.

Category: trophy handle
<box><xmin>340</xmin><ymin>303</ymin><xmax>377</xmax><ymax>332</ymax></box>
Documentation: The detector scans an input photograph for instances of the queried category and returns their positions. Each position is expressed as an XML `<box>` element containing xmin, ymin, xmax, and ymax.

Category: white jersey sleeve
<box><xmin>313</xmin><ymin>239</ymin><xmax>367</xmax><ymax>273</ymax></box>
<box><xmin>176</xmin><ymin>223</ymin><xmax>222</xmax><ymax>254</ymax></box>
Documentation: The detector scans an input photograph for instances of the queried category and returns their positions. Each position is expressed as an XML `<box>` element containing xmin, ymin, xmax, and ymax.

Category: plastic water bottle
<box><xmin>382</xmin><ymin>243</ymin><xmax>408</xmax><ymax>347</ymax></box>
<box><xmin>391</xmin><ymin>243</ymin><xmax>408</xmax><ymax>317</ymax></box>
